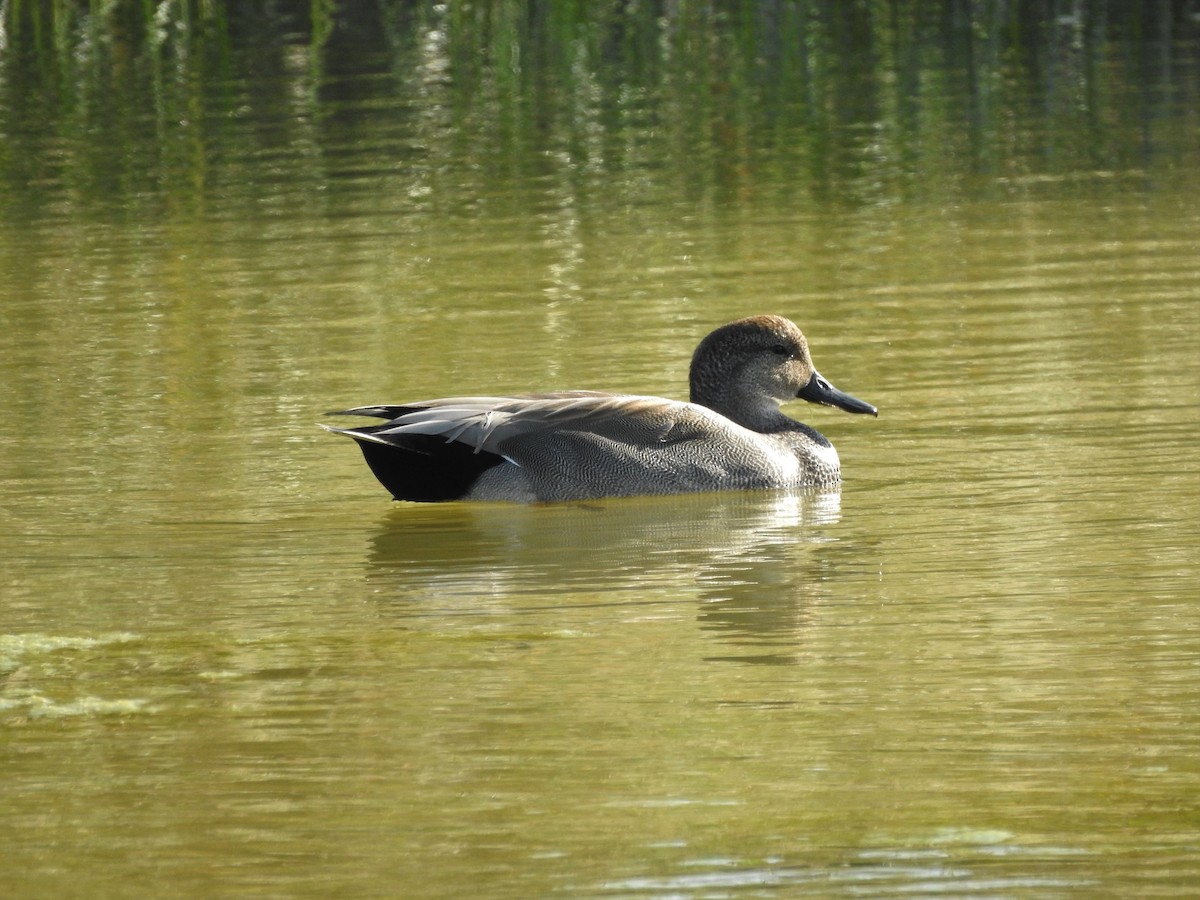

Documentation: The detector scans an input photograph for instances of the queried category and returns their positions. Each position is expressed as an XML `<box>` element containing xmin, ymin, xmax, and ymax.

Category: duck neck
<box><xmin>690</xmin><ymin>379</ymin><xmax>793</xmax><ymax>433</ymax></box>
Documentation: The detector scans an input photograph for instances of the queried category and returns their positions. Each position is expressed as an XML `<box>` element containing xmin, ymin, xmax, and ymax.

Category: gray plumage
<box><xmin>324</xmin><ymin>315</ymin><xmax>877</xmax><ymax>502</ymax></box>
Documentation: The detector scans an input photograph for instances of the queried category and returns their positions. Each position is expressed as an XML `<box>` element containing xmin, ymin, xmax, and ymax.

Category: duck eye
<box><xmin>770</xmin><ymin>344</ymin><xmax>791</xmax><ymax>357</ymax></box>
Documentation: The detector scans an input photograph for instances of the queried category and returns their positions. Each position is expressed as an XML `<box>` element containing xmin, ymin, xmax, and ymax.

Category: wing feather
<box><xmin>371</xmin><ymin>392</ymin><xmax>727</xmax><ymax>455</ymax></box>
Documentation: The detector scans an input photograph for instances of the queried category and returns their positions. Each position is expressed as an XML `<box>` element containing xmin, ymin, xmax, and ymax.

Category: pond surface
<box><xmin>3</xmin><ymin>6</ymin><xmax>1200</xmax><ymax>897</ymax></box>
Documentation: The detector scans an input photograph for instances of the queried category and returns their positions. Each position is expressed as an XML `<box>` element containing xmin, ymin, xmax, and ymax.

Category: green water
<box><xmin>3</xmin><ymin>5</ymin><xmax>1200</xmax><ymax>897</ymax></box>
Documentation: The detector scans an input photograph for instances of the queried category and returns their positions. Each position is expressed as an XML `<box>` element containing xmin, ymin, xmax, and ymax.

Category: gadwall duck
<box><xmin>325</xmin><ymin>315</ymin><xmax>876</xmax><ymax>502</ymax></box>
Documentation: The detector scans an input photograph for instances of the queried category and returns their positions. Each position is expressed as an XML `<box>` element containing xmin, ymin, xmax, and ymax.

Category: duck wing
<box><xmin>345</xmin><ymin>392</ymin><xmax>721</xmax><ymax>456</ymax></box>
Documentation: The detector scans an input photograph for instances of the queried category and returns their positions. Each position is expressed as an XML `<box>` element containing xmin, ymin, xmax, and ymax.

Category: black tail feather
<box><xmin>326</xmin><ymin>405</ymin><xmax>420</xmax><ymax>420</ymax></box>
<box><xmin>351</xmin><ymin>434</ymin><xmax>504</xmax><ymax>502</ymax></box>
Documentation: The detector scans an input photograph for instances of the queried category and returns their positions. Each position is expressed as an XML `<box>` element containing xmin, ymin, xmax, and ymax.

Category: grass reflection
<box><xmin>1</xmin><ymin>1</ymin><xmax>1195</xmax><ymax>221</ymax></box>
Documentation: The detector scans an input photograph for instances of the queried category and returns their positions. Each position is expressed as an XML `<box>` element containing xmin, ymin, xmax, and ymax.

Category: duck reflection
<box><xmin>364</xmin><ymin>489</ymin><xmax>845</xmax><ymax>663</ymax></box>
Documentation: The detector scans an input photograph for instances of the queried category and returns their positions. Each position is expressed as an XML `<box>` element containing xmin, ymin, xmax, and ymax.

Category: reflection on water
<box><xmin>366</xmin><ymin>491</ymin><xmax>845</xmax><ymax>664</ymax></box>
<box><xmin>366</xmin><ymin>490</ymin><xmax>841</xmax><ymax>597</ymax></box>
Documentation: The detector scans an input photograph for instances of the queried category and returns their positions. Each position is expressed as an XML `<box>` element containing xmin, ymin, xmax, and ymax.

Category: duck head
<box><xmin>689</xmin><ymin>315</ymin><xmax>877</xmax><ymax>428</ymax></box>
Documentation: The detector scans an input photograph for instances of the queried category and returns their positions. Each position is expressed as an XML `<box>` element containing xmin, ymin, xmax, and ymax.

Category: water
<box><xmin>3</xmin><ymin>6</ymin><xmax>1200</xmax><ymax>897</ymax></box>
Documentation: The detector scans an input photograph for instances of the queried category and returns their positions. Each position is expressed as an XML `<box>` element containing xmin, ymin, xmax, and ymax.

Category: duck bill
<box><xmin>797</xmin><ymin>371</ymin><xmax>878</xmax><ymax>416</ymax></box>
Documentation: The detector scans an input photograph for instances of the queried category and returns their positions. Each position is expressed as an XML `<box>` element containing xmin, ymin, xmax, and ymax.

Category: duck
<box><xmin>324</xmin><ymin>315</ymin><xmax>876</xmax><ymax>502</ymax></box>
